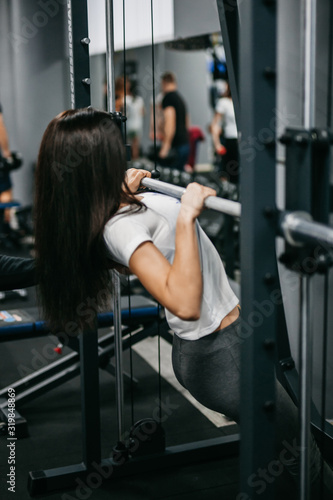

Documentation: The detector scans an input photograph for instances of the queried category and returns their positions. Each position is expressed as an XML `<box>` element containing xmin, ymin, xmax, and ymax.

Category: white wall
<box><xmin>0</xmin><ymin>0</ymin><xmax>70</xmax><ymax>206</ymax></box>
<box><xmin>88</xmin><ymin>0</ymin><xmax>174</xmax><ymax>55</ymax></box>
<box><xmin>173</xmin><ymin>0</ymin><xmax>221</xmax><ymax>39</ymax></box>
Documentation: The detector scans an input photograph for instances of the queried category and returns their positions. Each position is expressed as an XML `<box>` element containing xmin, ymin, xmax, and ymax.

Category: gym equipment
<box><xmin>0</xmin><ymin>152</ymin><xmax>25</xmax><ymax>250</ymax></box>
<box><xmin>0</xmin><ymin>201</ymin><xmax>23</xmax><ymax>252</ymax></box>
<box><xmin>219</xmin><ymin>0</ymin><xmax>333</xmax><ymax>497</ymax></box>
<box><xmin>141</xmin><ymin>177</ymin><xmax>241</xmax><ymax>217</ymax></box>
<box><xmin>0</xmin><ymin>152</ymin><xmax>23</xmax><ymax>173</ymax></box>
<box><xmin>0</xmin><ymin>295</ymin><xmax>166</xmax><ymax>439</ymax></box>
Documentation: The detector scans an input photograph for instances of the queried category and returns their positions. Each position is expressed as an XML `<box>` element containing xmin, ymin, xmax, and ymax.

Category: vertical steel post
<box><xmin>105</xmin><ymin>0</ymin><xmax>125</xmax><ymax>443</ymax></box>
<box><xmin>105</xmin><ymin>0</ymin><xmax>116</xmax><ymax>112</ymax></box>
<box><xmin>299</xmin><ymin>274</ymin><xmax>312</xmax><ymax>499</ymax></box>
<box><xmin>67</xmin><ymin>0</ymin><xmax>91</xmax><ymax>109</ymax></box>
<box><xmin>238</xmin><ymin>1</ymin><xmax>278</xmax><ymax>498</ymax></box>
<box><xmin>299</xmin><ymin>1</ymin><xmax>317</xmax><ymax>497</ymax></box>
<box><xmin>66</xmin><ymin>0</ymin><xmax>101</xmax><ymax>466</ymax></box>
<box><xmin>112</xmin><ymin>271</ymin><xmax>125</xmax><ymax>442</ymax></box>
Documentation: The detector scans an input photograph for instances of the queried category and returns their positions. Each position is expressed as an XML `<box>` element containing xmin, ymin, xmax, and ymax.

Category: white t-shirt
<box><xmin>215</xmin><ymin>97</ymin><xmax>237</xmax><ymax>139</ymax></box>
<box><xmin>126</xmin><ymin>95</ymin><xmax>145</xmax><ymax>135</ymax></box>
<box><xmin>104</xmin><ymin>192</ymin><xmax>239</xmax><ymax>340</ymax></box>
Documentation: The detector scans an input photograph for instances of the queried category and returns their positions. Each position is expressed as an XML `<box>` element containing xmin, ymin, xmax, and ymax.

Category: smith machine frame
<box><xmin>218</xmin><ymin>0</ymin><xmax>333</xmax><ymax>498</ymax></box>
<box><xmin>26</xmin><ymin>0</ymin><xmax>333</xmax><ymax>498</ymax></box>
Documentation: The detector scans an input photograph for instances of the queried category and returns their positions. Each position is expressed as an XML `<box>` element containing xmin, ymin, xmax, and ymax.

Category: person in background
<box><xmin>126</xmin><ymin>80</ymin><xmax>145</xmax><ymax>160</ymax></box>
<box><xmin>0</xmin><ymin>103</ymin><xmax>14</xmax><ymax>235</ymax></box>
<box><xmin>149</xmin><ymin>91</ymin><xmax>164</xmax><ymax>144</ymax></box>
<box><xmin>159</xmin><ymin>72</ymin><xmax>190</xmax><ymax>170</ymax></box>
<box><xmin>210</xmin><ymin>81</ymin><xmax>239</xmax><ymax>184</ymax></box>
<box><xmin>114</xmin><ymin>76</ymin><xmax>130</xmax><ymax>114</ymax></box>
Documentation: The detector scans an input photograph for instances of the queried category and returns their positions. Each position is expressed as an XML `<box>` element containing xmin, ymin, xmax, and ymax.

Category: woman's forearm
<box><xmin>165</xmin><ymin>208</ymin><xmax>202</xmax><ymax>320</ymax></box>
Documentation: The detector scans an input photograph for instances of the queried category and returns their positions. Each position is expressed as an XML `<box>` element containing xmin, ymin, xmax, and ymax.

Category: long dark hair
<box><xmin>34</xmin><ymin>107</ymin><xmax>142</xmax><ymax>334</ymax></box>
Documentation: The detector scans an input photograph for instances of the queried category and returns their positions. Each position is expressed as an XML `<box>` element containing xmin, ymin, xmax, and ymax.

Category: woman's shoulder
<box><xmin>104</xmin><ymin>193</ymin><xmax>180</xmax><ymax>232</ymax></box>
<box><xmin>140</xmin><ymin>192</ymin><xmax>181</xmax><ymax>212</ymax></box>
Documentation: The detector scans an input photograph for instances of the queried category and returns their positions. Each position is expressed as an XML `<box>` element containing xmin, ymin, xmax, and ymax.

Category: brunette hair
<box><xmin>34</xmin><ymin>107</ymin><xmax>141</xmax><ymax>333</ymax></box>
<box><xmin>161</xmin><ymin>71</ymin><xmax>177</xmax><ymax>85</ymax></box>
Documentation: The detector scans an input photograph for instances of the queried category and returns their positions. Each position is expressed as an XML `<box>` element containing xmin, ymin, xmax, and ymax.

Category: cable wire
<box><xmin>150</xmin><ymin>0</ymin><xmax>162</xmax><ymax>419</ymax></box>
<box><xmin>122</xmin><ymin>0</ymin><xmax>127</xmax><ymax>140</ymax></box>
<box><xmin>150</xmin><ymin>0</ymin><xmax>158</xmax><ymax>175</ymax></box>
<box><xmin>121</xmin><ymin>0</ymin><xmax>134</xmax><ymax>428</ymax></box>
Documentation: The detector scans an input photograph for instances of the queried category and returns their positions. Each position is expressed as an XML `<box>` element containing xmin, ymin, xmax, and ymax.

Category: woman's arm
<box><xmin>128</xmin><ymin>183</ymin><xmax>216</xmax><ymax>320</ymax></box>
<box><xmin>159</xmin><ymin>106</ymin><xmax>176</xmax><ymax>158</ymax></box>
<box><xmin>0</xmin><ymin>113</ymin><xmax>11</xmax><ymax>157</ymax></box>
<box><xmin>210</xmin><ymin>111</ymin><xmax>225</xmax><ymax>153</ymax></box>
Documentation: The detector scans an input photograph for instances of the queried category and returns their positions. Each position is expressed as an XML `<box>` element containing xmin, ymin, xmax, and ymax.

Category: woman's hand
<box><xmin>125</xmin><ymin>168</ymin><xmax>151</xmax><ymax>193</ymax></box>
<box><xmin>180</xmin><ymin>183</ymin><xmax>217</xmax><ymax>220</ymax></box>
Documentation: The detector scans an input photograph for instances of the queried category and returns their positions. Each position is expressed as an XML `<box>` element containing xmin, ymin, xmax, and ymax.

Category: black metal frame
<box><xmin>0</xmin><ymin>300</ymin><xmax>168</xmax><ymax>436</ymax></box>
<box><xmin>67</xmin><ymin>0</ymin><xmax>91</xmax><ymax>109</ymax></box>
<box><xmin>237</xmin><ymin>2</ymin><xmax>280</xmax><ymax>497</ymax></box>
<box><xmin>218</xmin><ymin>0</ymin><xmax>333</xmax><ymax>497</ymax></box>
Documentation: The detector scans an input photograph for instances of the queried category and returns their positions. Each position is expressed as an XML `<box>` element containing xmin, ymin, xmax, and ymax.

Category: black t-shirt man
<box><xmin>161</xmin><ymin>91</ymin><xmax>189</xmax><ymax>147</ymax></box>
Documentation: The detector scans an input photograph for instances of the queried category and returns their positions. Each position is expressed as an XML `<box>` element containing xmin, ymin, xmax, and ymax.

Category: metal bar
<box><xmin>280</xmin><ymin>211</ymin><xmax>333</xmax><ymax>249</ymax></box>
<box><xmin>112</xmin><ymin>272</ymin><xmax>125</xmax><ymax>442</ymax></box>
<box><xmin>140</xmin><ymin>178</ymin><xmax>241</xmax><ymax>217</ymax></box>
<box><xmin>303</xmin><ymin>0</ymin><xmax>317</xmax><ymax>129</ymax></box>
<box><xmin>299</xmin><ymin>275</ymin><xmax>312</xmax><ymax>499</ymax></box>
<box><xmin>237</xmin><ymin>0</ymin><xmax>278</xmax><ymax>497</ymax></box>
<box><xmin>105</xmin><ymin>0</ymin><xmax>125</xmax><ymax>443</ymax></box>
<box><xmin>28</xmin><ymin>435</ymin><xmax>239</xmax><ymax>495</ymax></box>
<box><xmin>105</xmin><ymin>0</ymin><xmax>116</xmax><ymax>112</ymax></box>
<box><xmin>67</xmin><ymin>0</ymin><xmax>91</xmax><ymax>109</ymax></box>
<box><xmin>299</xmin><ymin>1</ymin><xmax>317</xmax><ymax>496</ymax></box>
<box><xmin>79</xmin><ymin>326</ymin><xmax>101</xmax><ymax>466</ymax></box>
<box><xmin>69</xmin><ymin>0</ymin><xmax>101</xmax><ymax>470</ymax></box>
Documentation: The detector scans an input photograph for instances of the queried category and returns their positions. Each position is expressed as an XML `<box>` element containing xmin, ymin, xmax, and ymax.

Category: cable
<box><xmin>157</xmin><ymin>304</ymin><xmax>162</xmax><ymax>422</ymax></box>
<box><xmin>326</xmin><ymin>0</ymin><xmax>333</xmax><ymax>128</ymax></box>
<box><xmin>122</xmin><ymin>0</ymin><xmax>127</xmax><ymax>140</ymax></box>
<box><xmin>319</xmin><ymin>271</ymin><xmax>329</xmax><ymax>499</ymax></box>
<box><xmin>150</xmin><ymin>0</ymin><xmax>162</xmax><ymax>418</ymax></box>
<box><xmin>121</xmin><ymin>0</ymin><xmax>134</xmax><ymax>428</ymax></box>
<box><xmin>150</xmin><ymin>0</ymin><xmax>159</xmax><ymax>178</ymax></box>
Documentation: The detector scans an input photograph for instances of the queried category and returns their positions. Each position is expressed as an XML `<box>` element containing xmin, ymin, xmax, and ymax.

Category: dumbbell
<box><xmin>0</xmin><ymin>152</ymin><xmax>23</xmax><ymax>173</ymax></box>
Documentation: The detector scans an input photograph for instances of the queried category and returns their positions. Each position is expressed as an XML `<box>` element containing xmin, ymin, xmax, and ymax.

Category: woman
<box><xmin>210</xmin><ymin>81</ymin><xmax>239</xmax><ymax>185</ymax></box>
<box><xmin>34</xmin><ymin>108</ymin><xmax>333</xmax><ymax>498</ymax></box>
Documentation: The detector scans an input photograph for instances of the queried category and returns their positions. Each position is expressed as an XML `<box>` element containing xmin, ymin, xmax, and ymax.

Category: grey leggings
<box><xmin>172</xmin><ymin>317</ymin><xmax>333</xmax><ymax>497</ymax></box>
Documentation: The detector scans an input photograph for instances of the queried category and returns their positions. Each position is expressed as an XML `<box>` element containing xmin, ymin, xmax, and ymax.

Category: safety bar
<box><xmin>280</xmin><ymin>211</ymin><xmax>333</xmax><ymax>249</ymax></box>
